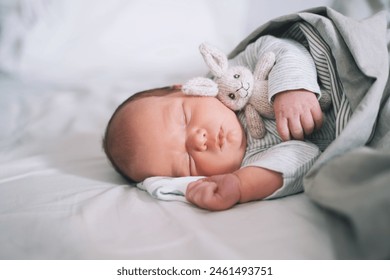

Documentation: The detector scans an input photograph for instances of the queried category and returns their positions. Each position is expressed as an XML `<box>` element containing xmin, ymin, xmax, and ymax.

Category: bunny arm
<box><xmin>245</xmin><ymin>103</ymin><xmax>267</xmax><ymax>139</ymax></box>
<box><xmin>245</xmin><ymin>52</ymin><xmax>276</xmax><ymax>123</ymax></box>
<box><xmin>253</xmin><ymin>52</ymin><xmax>276</xmax><ymax>81</ymax></box>
<box><xmin>250</xmin><ymin>80</ymin><xmax>275</xmax><ymax>119</ymax></box>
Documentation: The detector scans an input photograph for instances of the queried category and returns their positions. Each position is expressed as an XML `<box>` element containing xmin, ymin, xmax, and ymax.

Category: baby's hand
<box><xmin>273</xmin><ymin>89</ymin><xmax>323</xmax><ymax>141</ymax></box>
<box><xmin>186</xmin><ymin>174</ymin><xmax>241</xmax><ymax>211</ymax></box>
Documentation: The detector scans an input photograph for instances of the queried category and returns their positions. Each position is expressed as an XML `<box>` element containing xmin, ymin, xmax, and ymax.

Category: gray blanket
<box><xmin>229</xmin><ymin>7</ymin><xmax>390</xmax><ymax>259</ymax></box>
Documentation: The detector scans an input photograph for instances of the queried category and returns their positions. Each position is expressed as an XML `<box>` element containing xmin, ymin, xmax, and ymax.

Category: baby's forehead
<box><xmin>115</xmin><ymin>93</ymin><xmax>171</xmax><ymax>133</ymax></box>
<box><xmin>125</xmin><ymin>90</ymin><xmax>177</xmax><ymax>109</ymax></box>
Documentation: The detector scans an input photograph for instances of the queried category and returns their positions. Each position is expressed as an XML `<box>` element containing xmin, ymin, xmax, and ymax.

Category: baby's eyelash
<box><xmin>188</xmin><ymin>154</ymin><xmax>191</xmax><ymax>174</ymax></box>
<box><xmin>188</xmin><ymin>154</ymin><xmax>193</xmax><ymax>176</ymax></box>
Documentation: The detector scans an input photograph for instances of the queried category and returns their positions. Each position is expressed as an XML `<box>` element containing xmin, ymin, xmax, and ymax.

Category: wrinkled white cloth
<box><xmin>137</xmin><ymin>176</ymin><xmax>205</xmax><ymax>202</ymax></box>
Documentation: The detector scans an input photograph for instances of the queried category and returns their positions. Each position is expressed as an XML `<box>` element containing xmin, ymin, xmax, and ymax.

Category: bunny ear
<box><xmin>199</xmin><ymin>43</ymin><xmax>228</xmax><ymax>78</ymax></box>
<box><xmin>254</xmin><ymin>52</ymin><xmax>276</xmax><ymax>80</ymax></box>
<box><xmin>182</xmin><ymin>77</ymin><xmax>219</xmax><ymax>97</ymax></box>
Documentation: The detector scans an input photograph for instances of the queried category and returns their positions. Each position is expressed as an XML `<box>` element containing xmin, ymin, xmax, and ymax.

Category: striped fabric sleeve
<box><xmin>241</xmin><ymin>140</ymin><xmax>321</xmax><ymax>199</ymax></box>
<box><xmin>229</xmin><ymin>35</ymin><xmax>321</xmax><ymax>101</ymax></box>
<box><xmin>282</xmin><ymin>22</ymin><xmax>352</xmax><ymax>138</ymax></box>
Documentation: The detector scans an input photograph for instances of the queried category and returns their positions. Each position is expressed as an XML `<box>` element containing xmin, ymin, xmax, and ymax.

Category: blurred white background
<box><xmin>0</xmin><ymin>0</ymin><xmax>331</xmax><ymax>89</ymax></box>
<box><xmin>0</xmin><ymin>0</ymin><xmax>387</xmax><ymax>91</ymax></box>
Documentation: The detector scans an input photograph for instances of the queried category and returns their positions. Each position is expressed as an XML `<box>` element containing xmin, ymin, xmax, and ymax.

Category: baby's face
<box><xmin>119</xmin><ymin>90</ymin><xmax>247</xmax><ymax>181</ymax></box>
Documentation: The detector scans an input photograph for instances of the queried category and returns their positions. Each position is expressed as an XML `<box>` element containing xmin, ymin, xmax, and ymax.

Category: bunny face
<box><xmin>215</xmin><ymin>66</ymin><xmax>254</xmax><ymax>111</ymax></box>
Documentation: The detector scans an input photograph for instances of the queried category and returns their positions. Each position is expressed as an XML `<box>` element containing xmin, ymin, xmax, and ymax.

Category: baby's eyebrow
<box><xmin>162</xmin><ymin>101</ymin><xmax>177</xmax><ymax>126</ymax></box>
<box><xmin>160</xmin><ymin>103</ymin><xmax>178</xmax><ymax>136</ymax></box>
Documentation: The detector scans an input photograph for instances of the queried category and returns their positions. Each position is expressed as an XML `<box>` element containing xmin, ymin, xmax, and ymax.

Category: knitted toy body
<box><xmin>242</xmin><ymin>52</ymin><xmax>275</xmax><ymax>138</ymax></box>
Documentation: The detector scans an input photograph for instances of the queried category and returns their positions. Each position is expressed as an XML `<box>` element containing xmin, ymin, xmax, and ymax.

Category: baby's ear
<box><xmin>171</xmin><ymin>84</ymin><xmax>182</xmax><ymax>90</ymax></box>
<box><xmin>182</xmin><ymin>77</ymin><xmax>218</xmax><ymax>97</ymax></box>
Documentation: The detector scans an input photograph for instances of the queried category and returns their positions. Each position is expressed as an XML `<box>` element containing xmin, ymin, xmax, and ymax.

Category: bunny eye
<box><xmin>233</xmin><ymin>74</ymin><xmax>240</xmax><ymax>79</ymax></box>
<box><xmin>228</xmin><ymin>93</ymin><xmax>236</xmax><ymax>100</ymax></box>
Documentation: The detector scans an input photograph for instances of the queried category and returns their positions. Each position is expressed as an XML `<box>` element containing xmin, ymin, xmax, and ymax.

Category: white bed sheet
<box><xmin>0</xmin><ymin>76</ymin><xmax>336</xmax><ymax>259</ymax></box>
<box><xmin>0</xmin><ymin>0</ymin><xmax>347</xmax><ymax>259</ymax></box>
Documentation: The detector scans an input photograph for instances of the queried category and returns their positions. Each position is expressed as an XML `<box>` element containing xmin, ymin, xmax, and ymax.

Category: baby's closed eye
<box><xmin>188</xmin><ymin>153</ymin><xmax>193</xmax><ymax>175</ymax></box>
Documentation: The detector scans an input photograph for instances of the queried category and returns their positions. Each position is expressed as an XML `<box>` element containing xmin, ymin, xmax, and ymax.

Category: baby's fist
<box><xmin>186</xmin><ymin>174</ymin><xmax>241</xmax><ymax>211</ymax></box>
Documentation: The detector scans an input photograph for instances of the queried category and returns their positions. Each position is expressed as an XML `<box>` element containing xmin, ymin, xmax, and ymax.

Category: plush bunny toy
<box><xmin>183</xmin><ymin>43</ymin><xmax>332</xmax><ymax>139</ymax></box>
<box><xmin>182</xmin><ymin>43</ymin><xmax>277</xmax><ymax>139</ymax></box>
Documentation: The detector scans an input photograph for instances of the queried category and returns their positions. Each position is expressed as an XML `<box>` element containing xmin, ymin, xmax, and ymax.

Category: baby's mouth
<box><xmin>218</xmin><ymin>127</ymin><xmax>225</xmax><ymax>150</ymax></box>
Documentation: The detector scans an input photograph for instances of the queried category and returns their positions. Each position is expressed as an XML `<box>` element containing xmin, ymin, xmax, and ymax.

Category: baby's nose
<box><xmin>187</xmin><ymin>128</ymin><xmax>207</xmax><ymax>152</ymax></box>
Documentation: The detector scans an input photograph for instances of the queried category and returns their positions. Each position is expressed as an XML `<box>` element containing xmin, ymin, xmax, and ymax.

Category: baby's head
<box><xmin>103</xmin><ymin>85</ymin><xmax>247</xmax><ymax>182</ymax></box>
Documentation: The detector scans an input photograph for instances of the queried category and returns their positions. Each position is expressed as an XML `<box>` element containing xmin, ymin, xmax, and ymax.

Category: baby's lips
<box><xmin>217</xmin><ymin>127</ymin><xmax>225</xmax><ymax>150</ymax></box>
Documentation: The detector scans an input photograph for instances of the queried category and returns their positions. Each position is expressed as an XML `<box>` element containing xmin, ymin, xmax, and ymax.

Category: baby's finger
<box><xmin>187</xmin><ymin>184</ymin><xmax>218</xmax><ymax>209</ymax></box>
<box><xmin>186</xmin><ymin>180</ymin><xmax>204</xmax><ymax>196</ymax></box>
<box><xmin>186</xmin><ymin>180</ymin><xmax>215</xmax><ymax>201</ymax></box>
<box><xmin>288</xmin><ymin>117</ymin><xmax>304</xmax><ymax>140</ymax></box>
<box><xmin>311</xmin><ymin>108</ymin><xmax>324</xmax><ymax>131</ymax></box>
<box><xmin>276</xmin><ymin>117</ymin><xmax>290</xmax><ymax>141</ymax></box>
<box><xmin>300</xmin><ymin>113</ymin><xmax>315</xmax><ymax>136</ymax></box>
<box><xmin>187</xmin><ymin>178</ymin><xmax>205</xmax><ymax>188</ymax></box>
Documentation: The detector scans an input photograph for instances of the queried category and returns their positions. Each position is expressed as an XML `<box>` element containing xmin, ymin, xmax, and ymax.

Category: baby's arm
<box><xmin>186</xmin><ymin>167</ymin><xmax>282</xmax><ymax>211</ymax></box>
<box><xmin>260</xmin><ymin>37</ymin><xmax>323</xmax><ymax>141</ymax></box>
<box><xmin>231</xmin><ymin>36</ymin><xmax>323</xmax><ymax>140</ymax></box>
<box><xmin>186</xmin><ymin>141</ymin><xmax>320</xmax><ymax>211</ymax></box>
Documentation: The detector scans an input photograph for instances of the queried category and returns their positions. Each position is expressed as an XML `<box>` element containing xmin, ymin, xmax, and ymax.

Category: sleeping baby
<box><xmin>103</xmin><ymin>34</ymin><xmax>338</xmax><ymax>211</ymax></box>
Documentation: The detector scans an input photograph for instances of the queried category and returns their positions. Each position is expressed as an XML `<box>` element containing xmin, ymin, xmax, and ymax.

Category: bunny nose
<box><xmin>187</xmin><ymin>128</ymin><xmax>208</xmax><ymax>152</ymax></box>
